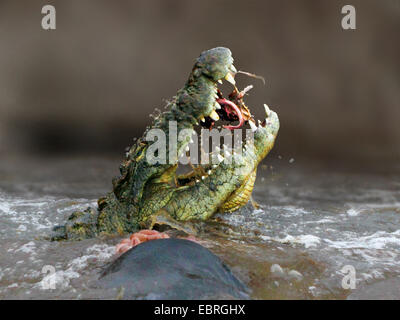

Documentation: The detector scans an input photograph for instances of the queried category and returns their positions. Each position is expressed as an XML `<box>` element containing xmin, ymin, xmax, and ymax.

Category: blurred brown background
<box><xmin>0</xmin><ymin>0</ymin><xmax>399</xmax><ymax>168</ymax></box>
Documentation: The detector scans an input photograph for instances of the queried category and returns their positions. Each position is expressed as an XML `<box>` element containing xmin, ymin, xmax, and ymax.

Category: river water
<box><xmin>0</xmin><ymin>155</ymin><xmax>399</xmax><ymax>299</ymax></box>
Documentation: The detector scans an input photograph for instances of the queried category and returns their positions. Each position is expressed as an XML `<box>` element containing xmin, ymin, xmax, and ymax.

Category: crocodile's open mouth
<box><xmin>175</xmin><ymin>70</ymin><xmax>273</xmax><ymax>187</ymax></box>
<box><xmin>198</xmin><ymin>69</ymin><xmax>263</xmax><ymax>132</ymax></box>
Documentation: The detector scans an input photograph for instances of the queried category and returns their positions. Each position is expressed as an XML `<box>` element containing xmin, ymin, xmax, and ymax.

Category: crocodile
<box><xmin>52</xmin><ymin>47</ymin><xmax>280</xmax><ymax>241</ymax></box>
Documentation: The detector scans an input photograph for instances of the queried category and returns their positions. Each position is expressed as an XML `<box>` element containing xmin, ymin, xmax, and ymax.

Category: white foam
<box><xmin>36</xmin><ymin>243</ymin><xmax>115</xmax><ymax>290</ymax></box>
<box><xmin>16</xmin><ymin>225</ymin><xmax>27</xmax><ymax>232</ymax></box>
<box><xmin>38</xmin><ymin>268</ymin><xmax>80</xmax><ymax>290</ymax></box>
<box><xmin>271</xmin><ymin>206</ymin><xmax>309</xmax><ymax>217</ymax></box>
<box><xmin>16</xmin><ymin>241</ymin><xmax>36</xmax><ymax>254</ymax></box>
<box><xmin>0</xmin><ymin>194</ymin><xmax>97</xmax><ymax>237</ymax></box>
<box><xmin>347</xmin><ymin>208</ymin><xmax>361</xmax><ymax>216</ymax></box>
<box><xmin>325</xmin><ymin>230</ymin><xmax>400</xmax><ymax>250</ymax></box>
<box><xmin>261</xmin><ymin>234</ymin><xmax>321</xmax><ymax>248</ymax></box>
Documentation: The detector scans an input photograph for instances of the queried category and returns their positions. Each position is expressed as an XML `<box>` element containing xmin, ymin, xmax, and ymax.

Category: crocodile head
<box><xmin>132</xmin><ymin>47</ymin><xmax>280</xmax><ymax>227</ymax></box>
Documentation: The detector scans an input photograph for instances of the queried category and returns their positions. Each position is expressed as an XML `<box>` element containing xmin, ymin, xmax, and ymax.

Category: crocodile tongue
<box><xmin>216</xmin><ymin>98</ymin><xmax>244</xmax><ymax>130</ymax></box>
<box><xmin>215</xmin><ymin>84</ymin><xmax>254</xmax><ymax>130</ymax></box>
<box><xmin>200</xmin><ymin>83</ymin><xmax>254</xmax><ymax>130</ymax></box>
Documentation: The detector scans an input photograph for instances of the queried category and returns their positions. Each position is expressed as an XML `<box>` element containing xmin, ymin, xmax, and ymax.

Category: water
<box><xmin>0</xmin><ymin>155</ymin><xmax>399</xmax><ymax>299</ymax></box>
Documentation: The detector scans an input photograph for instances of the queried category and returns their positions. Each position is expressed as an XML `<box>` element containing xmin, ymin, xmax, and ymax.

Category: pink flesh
<box><xmin>115</xmin><ymin>230</ymin><xmax>170</xmax><ymax>254</ymax></box>
<box><xmin>115</xmin><ymin>229</ymin><xmax>202</xmax><ymax>254</ymax></box>
<box><xmin>216</xmin><ymin>98</ymin><xmax>244</xmax><ymax>130</ymax></box>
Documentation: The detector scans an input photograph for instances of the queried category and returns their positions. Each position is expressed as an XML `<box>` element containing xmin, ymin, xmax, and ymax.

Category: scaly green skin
<box><xmin>52</xmin><ymin>47</ymin><xmax>279</xmax><ymax>240</ymax></box>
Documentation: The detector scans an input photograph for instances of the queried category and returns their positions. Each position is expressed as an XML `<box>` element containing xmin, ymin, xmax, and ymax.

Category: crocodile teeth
<box><xmin>215</xmin><ymin>146</ymin><xmax>221</xmax><ymax>152</ymax></box>
<box><xmin>190</xmin><ymin>138</ymin><xmax>194</xmax><ymax>143</ymax></box>
<box><xmin>207</xmin><ymin>170</ymin><xmax>211</xmax><ymax>174</ymax></box>
<box><xmin>217</xmin><ymin>154</ymin><xmax>224</xmax><ymax>162</ymax></box>
<box><xmin>210</xmin><ymin>110</ymin><xmax>219</xmax><ymax>121</ymax></box>
<box><xmin>218</xmin><ymin>80</ymin><xmax>223</xmax><ymax>84</ymax></box>
<box><xmin>201</xmin><ymin>176</ymin><xmax>205</xmax><ymax>180</ymax></box>
<box><xmin>230</xmin><ymin>65</ymin><xmax>237</xmax><ymax>73</ymax></box>
<box><xmin>225</xmin><ymin>72</ymin><xmax>236</xmax><ymax>85</ymax></box>
<box><xmin>185</xmin><ymin>146</ymin><xmax>189</xmax><ymax>151</ymax></box>
<box><xmin>264</xmin><ymin>104</ymin><xmax>271</xmax><ymax>116</ymax></box>
<box><xmin>214</xmin><ymin>101</ymin><xmax>221</xmax><ymax>110</ymax></box>
<box><xmin>200</xmin><ymin>116</ymin><xmax>205</xmax><ymax>122</ymax></box>
<box><xmin>249</xmin><ymin>120</ymin><xmax>257</xmax><ymax>132</ymax></box>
